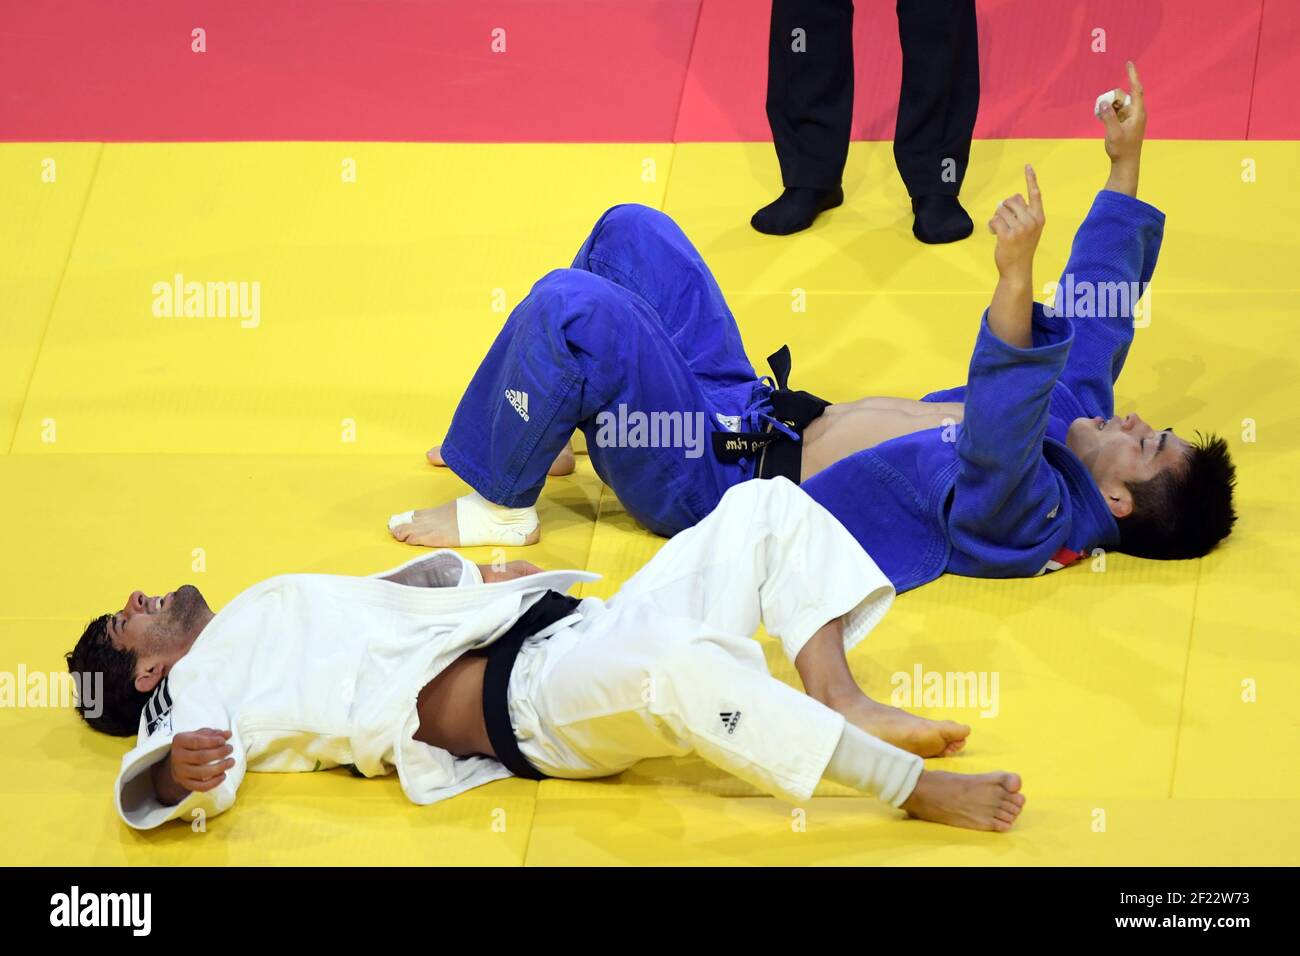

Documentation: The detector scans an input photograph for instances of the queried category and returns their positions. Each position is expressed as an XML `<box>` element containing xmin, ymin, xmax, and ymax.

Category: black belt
<box><xmin>710</xmin><ymin>345</ymin><xmax>830</xmax><ymax>482</ymax></box>
<box><xmin>479</xmin><ymin>589</ymin><xmax>582</xmax><ymax>781</ymax></box>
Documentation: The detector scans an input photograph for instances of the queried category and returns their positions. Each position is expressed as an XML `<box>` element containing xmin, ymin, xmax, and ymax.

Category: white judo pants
<box><xmin>506</xmin><ymin>476</ymin><xmax>919</xmax><ymax>804</ymax></box>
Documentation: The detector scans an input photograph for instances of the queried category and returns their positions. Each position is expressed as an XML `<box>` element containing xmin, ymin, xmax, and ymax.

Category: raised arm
<box><xmin>1054</xmin><ymin>62</ymin><xmax>1166</xmax><ymax>417</ymax></box>
<box><xmin>986</xmin><ymin>165</ymin><xmax>1046</xmax><ymax>348</ymax></box>
<box><xmin>945</xmin><ymin>168</ymin><xmax>1074</xmax><ymax>577</ymax></box>
<box><xmin>1099</xmin><ymin>61</ymin><xmax>1145</xmax><ymax>199</ymax></box>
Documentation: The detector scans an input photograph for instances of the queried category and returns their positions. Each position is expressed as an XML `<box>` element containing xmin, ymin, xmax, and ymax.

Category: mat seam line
<box><xmin>1167</xmin><ymin>556</ymin><xmax>1204</xmax><ymax>798</ymax></box>
<box><xmin>523</xmin><ymin>477</ymin><xmax>607</xmax><ymax>866</ymax></box>
<box><xmin>6</xmin><ymin>142</ymin><xmax>105</xmax><ymax>455</ymax></box>
<box><xmin>1244</xmin><ymin>0</ymin><xmax>1267</xmax><ymax>140</ymax></box>
<box><xmin>658</xmin><ymin>0</ymin><xmax>704</xmax><ymax>211</ymax></box>
<box><xmin>669</xmin><ymin>0</ymin><xmax>706</xmax><ymax>147</ymax></box>
<box><xmin>661</xmin><ymin>140</ymin><xmax>679</xmax><ymax>213</ymax></box>
<box><xmin>582</xmin><ymin>483</ymin><xmax>605</xmax><ymax>577</ymax></box>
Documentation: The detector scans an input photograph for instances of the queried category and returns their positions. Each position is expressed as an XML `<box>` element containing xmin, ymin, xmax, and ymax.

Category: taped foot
<box><xmin>388</xmin><ymin>493</ymin><xmax>540</xmax><ymax>547</ymax></box>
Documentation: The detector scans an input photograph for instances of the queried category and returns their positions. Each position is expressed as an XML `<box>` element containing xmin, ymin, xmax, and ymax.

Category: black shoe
<box><xmin>751</xmin><ymin>185</ymin><xmax>845</xmax><ymax>236</ymax></box>
<box><xmin>911</xmin><ymin>194</ymin><xmax>974</xmax><ymax>244</ymax></box>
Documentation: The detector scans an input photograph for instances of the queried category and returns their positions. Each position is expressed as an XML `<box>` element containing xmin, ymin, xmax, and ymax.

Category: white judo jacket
<box><xmin>114</xmin><ymin>551</ymin><xmax>597</xmax><ymax>829</ymax></box>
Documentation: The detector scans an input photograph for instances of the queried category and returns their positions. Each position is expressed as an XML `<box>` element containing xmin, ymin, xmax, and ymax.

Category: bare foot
<box><xmin>388</xmin><ymin>500</ymin><xmax>542</xmax><ymax>548</ymax></box>
<box><xmin>389</xmin><ymin>500</ymin><xmax>462</xmax><ymax>547</ymax></box>
<box><xmin>901</xmin><ymin>770</ymin><xmax>1025</xmax><ymax>832</ymax></box>
<box><xmin>427</xmin><ymin>442</ymin><xmax>575</xmax><ymax>477</ymax></box>
<box><xmin>831</xmin><ymin>694</ymin><xmax>969</xmax><ymax>758</ymax></box>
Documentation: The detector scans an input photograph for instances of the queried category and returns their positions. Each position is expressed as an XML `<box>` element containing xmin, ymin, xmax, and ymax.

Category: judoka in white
<box><xmin>67</xmin><ymin>479</ymin><xmax>1025</xmax><ymax>833</ymax></box>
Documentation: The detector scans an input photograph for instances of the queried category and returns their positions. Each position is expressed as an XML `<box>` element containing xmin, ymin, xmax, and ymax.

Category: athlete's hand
<box><xmin>168</xmin><ymin>728</ymin><xmax>235</xmax><ymax>793</ymax></box>
<box><xmin>988</xmin><ymin>165</ymin><xmax>1045</xmax><ymax>278</ymax></box>
<box><xmin>479</xmin><ymin>560</ymin><xmax>545</xmax><ymax>583</ymax></box>
<box><xmin>1099</xmin><ymin>61</ymin><xmax>1146</xmax><ymax>165</ymax></box>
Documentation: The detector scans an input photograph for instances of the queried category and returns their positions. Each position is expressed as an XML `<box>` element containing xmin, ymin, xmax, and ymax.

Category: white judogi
<box><xmin>115</xmin><ymin>557</ymin><xmax>596</xmax><ymax>829</ymax></box>
<box><xmin>507</xmin><ymin>476</ymin><xmax>917</xmax><ymax>804</ymax></box>
<box><xmin>115</xmin><ymin>478</ymin><xmax>919</xmax><ymax>829</ymax></box>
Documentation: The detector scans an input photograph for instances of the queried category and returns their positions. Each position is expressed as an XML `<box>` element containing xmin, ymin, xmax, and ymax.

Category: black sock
<box><xmin>751</xmin><ymin>185</ymin><xmax>844</xmax><ymax>236</ymax></box>
<box><xmin>911</xmin><ymin>194</ymin><xmax>974</xmax><ymax>244</ymax></box>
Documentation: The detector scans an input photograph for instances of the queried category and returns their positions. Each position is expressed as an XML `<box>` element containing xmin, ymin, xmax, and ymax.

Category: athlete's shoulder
<box><xmin>142</xmin><ymin>677</ymin><xmax>175</xmax><ymax>737</ymax></box>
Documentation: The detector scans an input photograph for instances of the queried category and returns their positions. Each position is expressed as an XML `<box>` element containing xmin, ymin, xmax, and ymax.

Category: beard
<box><xmin>139</xmin><ymin>584</ymin><xmax>210</xmax><ymax>655</ymax></box>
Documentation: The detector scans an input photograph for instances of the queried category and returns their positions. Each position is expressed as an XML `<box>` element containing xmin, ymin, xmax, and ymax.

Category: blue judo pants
<box><xmin>440</xmin><ymin>204</ymin><xmax>768</xmax><ymax>537</ymax></box>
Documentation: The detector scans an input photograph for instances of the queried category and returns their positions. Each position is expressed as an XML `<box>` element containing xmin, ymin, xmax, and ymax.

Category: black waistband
<box><xmin>710</xmin><ymin>345</ymin><xmax>829</xmax><ymax>483</ymax></box>
<box><xmin>755</xmin><ymin>384</ymin><xmax>830</xmax><ymax>481</ymax></box>
<box><xmin>480</xmin><ymin>589</ymin><xmax>583</xmax><ymax>781</ymax></box>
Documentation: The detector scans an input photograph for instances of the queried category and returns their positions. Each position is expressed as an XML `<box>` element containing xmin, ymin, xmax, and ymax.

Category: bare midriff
<box><xmin>412</xmin><ymin>653</ymin><xmax>495</xmax><ymax>759</ymax></box>
<box><xmin>800</xmin><ymin>397</ymin><xmax>965</xmax><ymax>481</ymax></box>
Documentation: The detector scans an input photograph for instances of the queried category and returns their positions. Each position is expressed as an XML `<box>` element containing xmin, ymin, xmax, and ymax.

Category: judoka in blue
<box><xmin>395</xmin><ymin>88</ymin><xmax>1234</xmax><ymax>592</ymax></box>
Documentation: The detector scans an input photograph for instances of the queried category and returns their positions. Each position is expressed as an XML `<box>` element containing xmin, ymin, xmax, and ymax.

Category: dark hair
<box><xmin>1115</xmin><ymin>432</ymin><xmax>1237</xmax><ymax>560</ymax></box>
<box><xmin>65</xmin><ymin>614</ymin><xmax>149</xmax><ymax>737</ymax></box>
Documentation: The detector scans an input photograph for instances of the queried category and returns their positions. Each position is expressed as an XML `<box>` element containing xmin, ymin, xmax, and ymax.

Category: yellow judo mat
<box><xmin>1</xmin><ymin>139</ymin><xmax>1297</xmax><ymax>865</ymax></box>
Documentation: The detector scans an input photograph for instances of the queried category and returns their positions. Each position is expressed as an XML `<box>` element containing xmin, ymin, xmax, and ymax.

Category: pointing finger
<box><xmin>1126</xmin><ymin>60</ymin><xmax>1144</xmax><ymax>108</ymax></box>
<box><xmin>1025</xmin><ymin>164</ymin><xmax>1044</xmax><ymax>218</ymax></box>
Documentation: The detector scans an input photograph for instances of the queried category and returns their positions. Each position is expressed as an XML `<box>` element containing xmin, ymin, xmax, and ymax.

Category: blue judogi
<box><xmin>441</xmin><ymin>193</ymin><xmax>1165</xmax><ymax>593</ymax></box>
<box><xmin>439</xmin><ymin>204</ymin><xmax>778</xmax><ymax>536</ymax></box>
<box><xmin>804</xmin><ymin>190</ymin><xmax>1166</xmax><ymax>591</ymax></box>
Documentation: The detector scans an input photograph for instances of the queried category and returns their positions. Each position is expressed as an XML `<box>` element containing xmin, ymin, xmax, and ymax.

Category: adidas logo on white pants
<box><xmin>505</xmin><ymin>388</ymin><xmax>530</xmax><ymax>422</ymax></box>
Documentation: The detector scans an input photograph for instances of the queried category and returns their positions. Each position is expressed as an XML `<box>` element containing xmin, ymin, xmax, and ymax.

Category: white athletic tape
<box><xmin>1095</xmin><ymin>89</ymin><xmax>1132</xmax><ymax>117</ymax></box>
<box><xmin>454</xmin><ymin>492</ymin><xmax>539</xmax><ymax>547</ymax></box>
<box><xmin>388</xmin><ymin>510</ymin><xmax>414</xmax><ymax>531</ymax></box>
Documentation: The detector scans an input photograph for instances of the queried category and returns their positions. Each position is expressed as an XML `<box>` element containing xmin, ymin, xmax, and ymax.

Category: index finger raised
<box><xmin>1025</xmin><ymin>165</ymin><xmax>1044</xmax><ymax>218</ymax></box>
<box><xmin>1126</xmin><ymin>61</ymin><xmax>1144</xmax><ymax>109</ymax></box>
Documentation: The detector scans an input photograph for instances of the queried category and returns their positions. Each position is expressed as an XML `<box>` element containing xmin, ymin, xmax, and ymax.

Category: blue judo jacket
<box><xmin>802</xmin><ymin>191</ymin><xmax>1166</xmax><ymax>593</ymax></box>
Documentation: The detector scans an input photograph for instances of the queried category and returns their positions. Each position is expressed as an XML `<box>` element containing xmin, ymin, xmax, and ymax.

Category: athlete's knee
<box><xmin>522</xmin><ymin>269</ymin><xmax>633</xmax><ymax>334</ymax></box>
<box><xmin>591</xmin><ymin>204</ymin><xmax>687</xmax><ymax>256</ymax></box>
<box><xmin>759</xmin><ymin>475</ymin><xmax>807</xmax><ymax>507</ymax></box>
<box><xmin>718</xmin><ymin>476</ymin><xmax>806</xmax><ymax>517</ymax></box>
<box><xmin>595</xmin><ymin>203</ymin><xmax>673</xmax><ymax>236</ymax></box>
